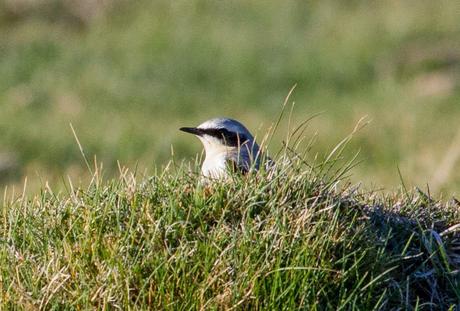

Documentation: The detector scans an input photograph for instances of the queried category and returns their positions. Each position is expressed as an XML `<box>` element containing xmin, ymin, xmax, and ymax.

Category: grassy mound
<box><xmin>0</xmin><ymin>149</ymin><xmax>459</xmax><ymax>309</ymax></box>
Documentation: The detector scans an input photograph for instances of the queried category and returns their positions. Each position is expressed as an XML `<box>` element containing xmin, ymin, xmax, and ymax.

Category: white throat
<box><xmin>199</xmin><ymin>135</ymin><xmax>235</xmax><ymax>178</ymax></box>
<box><xmin>198</xmin><ymin>134</ymin><xmax>260</xmax><ymax>178</ymax></box>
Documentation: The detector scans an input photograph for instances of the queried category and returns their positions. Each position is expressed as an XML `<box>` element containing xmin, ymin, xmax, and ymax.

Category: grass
<box><xmin>0</xmin><ymin>125</ymin><xmax>459</xmax><ymax>309</ymax></box>
<box><xmin>0</xmin><ymin>2</ymin><xmax>460</xmax><ymax>307</ymax></box>
<box><xmin>1</xmin><ymin>0</ymin><xmax>460</xmax><ymax>193</ymax></box>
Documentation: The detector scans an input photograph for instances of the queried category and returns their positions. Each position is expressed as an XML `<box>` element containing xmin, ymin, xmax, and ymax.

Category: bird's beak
<box><xmin>179</xmin><ymin>127</ymin><xmax>203</xmax><ymax>136</ymax></box>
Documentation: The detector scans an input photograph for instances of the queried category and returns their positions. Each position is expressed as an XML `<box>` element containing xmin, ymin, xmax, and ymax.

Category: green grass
<box><xmin>1</xmin><ymin>0</ymin><xmax>460</xmax><ymax>193</ymax></box>
<box><xmin>0</xmin><ymin>3</ymin><xmax>460</xmax><ymax>307</ymax></box>
<box><xmin>0</xmin><ymin>134</ymin><xmax>459</xmax><ymax>309</ymax></box>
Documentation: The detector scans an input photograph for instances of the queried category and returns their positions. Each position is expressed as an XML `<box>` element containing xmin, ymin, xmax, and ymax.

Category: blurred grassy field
<box><xmin>1</xmin><ymin>0</ymin><xmax>460</xmax><ymax>194</ymax></box>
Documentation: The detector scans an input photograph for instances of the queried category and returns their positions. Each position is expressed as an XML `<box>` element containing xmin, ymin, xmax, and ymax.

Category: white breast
<box><xmin>198</xmin><ymin>133</ymin><xmax>260</xmax><ymax>179</ymax></box>
<box><xmin>201</xmin><ymin>154</ymin><xmax>229</xmax><ymax>178</ymax></box>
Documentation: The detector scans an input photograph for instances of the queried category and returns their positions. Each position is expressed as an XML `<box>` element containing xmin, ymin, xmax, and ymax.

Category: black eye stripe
<box><xmin>201</xmin><ymin>128</ymin><xmax>248</xmax><ymax>146</ymax></box>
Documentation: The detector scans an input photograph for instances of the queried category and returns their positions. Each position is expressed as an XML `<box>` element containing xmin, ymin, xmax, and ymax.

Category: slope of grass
<box><xmin>1</xmin><ymin>146</ymin><xmax>459</xmax><ymax>309</ymax></box>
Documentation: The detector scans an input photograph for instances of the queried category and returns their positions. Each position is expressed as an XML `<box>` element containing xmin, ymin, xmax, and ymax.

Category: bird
<box><xmin>180</xmin><ymin>118</ymin><xmax>268</xmax><ymax>179</ymax></box>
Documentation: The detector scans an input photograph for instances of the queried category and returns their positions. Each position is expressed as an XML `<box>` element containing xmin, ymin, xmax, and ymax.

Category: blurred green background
<box><xmin>1</xmin><ymin>0</ymin><xmax>460</xmax><ymax>194</ymax></box>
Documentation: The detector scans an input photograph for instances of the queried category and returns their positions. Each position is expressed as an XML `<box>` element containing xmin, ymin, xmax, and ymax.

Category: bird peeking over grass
<box><xmin>180</xmin><ymin>118</ymin><xmax>271</xmax><ymax>179</ymax></box>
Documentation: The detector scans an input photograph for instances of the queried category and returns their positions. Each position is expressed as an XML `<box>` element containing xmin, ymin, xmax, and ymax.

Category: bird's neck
<box><xmin>201</xmin><ymin>148</ymin><xmax>230</xmax><ymax>178</ymax></box>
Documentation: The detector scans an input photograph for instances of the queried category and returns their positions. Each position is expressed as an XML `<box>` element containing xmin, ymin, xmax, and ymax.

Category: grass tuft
<box><xmin>0</xmin><ymin>134</ymin><xmax>459</xmax><ymax>309</ymax></box>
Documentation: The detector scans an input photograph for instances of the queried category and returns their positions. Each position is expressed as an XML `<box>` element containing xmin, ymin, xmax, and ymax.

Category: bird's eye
<box><xmin>201</xmin><ymin>128</ymin><xmax>247</xmax><ymax>146</ymax></box>
<box><xmin>219</xmin><ymin>129</ymin><xmax>247</xmax><ymax>147</ymax></box>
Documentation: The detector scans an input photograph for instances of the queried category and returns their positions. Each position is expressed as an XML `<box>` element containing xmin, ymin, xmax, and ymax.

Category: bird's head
<box><xmin>180</xmin><ymin>118</ymin><xmax>257</xmax><ymax>156</ymax></box>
